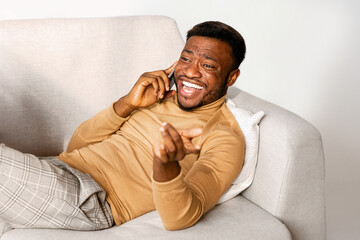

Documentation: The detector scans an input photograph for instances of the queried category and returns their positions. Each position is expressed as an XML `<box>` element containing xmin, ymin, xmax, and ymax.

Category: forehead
<box><xmin>182</xmin><ymin>36</ymin><xmax>233</xmax><ymax>63</ymax></box>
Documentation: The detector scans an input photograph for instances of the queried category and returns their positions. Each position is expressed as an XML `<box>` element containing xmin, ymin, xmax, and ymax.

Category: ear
<box><xmin>226</xmin><ymin>69</ymin><xmax>240</xmax><ymax>87</ymax></box>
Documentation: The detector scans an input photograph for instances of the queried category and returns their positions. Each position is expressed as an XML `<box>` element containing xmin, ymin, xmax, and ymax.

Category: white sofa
<box><xmin>0</xmin><ymin>16</ymin><xmax>325</xmax><ymax>240</ymax></box>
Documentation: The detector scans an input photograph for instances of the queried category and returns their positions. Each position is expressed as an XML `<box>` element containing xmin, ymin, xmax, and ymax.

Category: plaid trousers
<box><xmin>0</xmin><ymin>143</ymin><xmax>114</xmax><ymax>231</ymax></box>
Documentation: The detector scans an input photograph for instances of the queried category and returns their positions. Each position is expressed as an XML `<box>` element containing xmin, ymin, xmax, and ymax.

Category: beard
<box><xmin>176</xmin><ymin>78</ymin><xmax>228</xmax><ymax>111</ymax></box>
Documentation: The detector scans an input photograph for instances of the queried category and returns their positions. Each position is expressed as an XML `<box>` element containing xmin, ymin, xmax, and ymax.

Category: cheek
<box><xmin>175</xmin><ymin>62</ymin><xmax>188</xmax><ymax>74</ymax></box>
<box><xmin>203</xmin><ymin>73</ymin><xmax>224</xmax><ymax>90</ymax></box>
<box><xmin>201</xmin><ymin>71</ymin><xmax>218</xmax><ymax>87</ymax></box>
<box><xmin>203</xmin><ymin>76</ymin><xmax>228</xmax><ymax>99</ymax></box>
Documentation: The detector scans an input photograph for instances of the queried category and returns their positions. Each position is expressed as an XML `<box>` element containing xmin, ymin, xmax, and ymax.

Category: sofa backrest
<box><xmin>0</xmin><ymin>16</ymin><xmax>184</xmax><ymax>156</ymax></box>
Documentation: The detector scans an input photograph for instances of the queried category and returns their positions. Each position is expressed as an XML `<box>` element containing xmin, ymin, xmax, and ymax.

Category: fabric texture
<box><xmin>0</xmin><ymin>219</ymin><xmax>11</xmax><ymax>239</ymax></box>
<box><xmin>0</xmin><ymin>144</ymin><xmax>113</xmax><ymax>232</ymax></box>
<box><xmin>0</xmin><ymin>16</ymin><xmax>184</xmax><ymax>157</ymax></box>
<box><xmin>217</xmin><ymin>99</ymin><xmax>265</xmax><ymax>204</ymax></box>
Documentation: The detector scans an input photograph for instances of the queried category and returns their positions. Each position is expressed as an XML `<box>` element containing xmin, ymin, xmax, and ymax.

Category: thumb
<box><xmin>164</xmin><ymin>61</ymin><xmax>178</xmax><ymax>75</ymax></box>
<box><xmin>164</xmin><ymin>90</ymin><xmax>176</xmax><ymax>100</ymax></box>
<box><xmin>178</xmin><ymin>128</ymin><xmax>203</xmax><ymax>138</ymax></box>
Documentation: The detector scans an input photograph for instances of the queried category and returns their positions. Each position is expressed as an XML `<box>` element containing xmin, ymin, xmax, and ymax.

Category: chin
<box><xmin>177</xmin><ymin>96</ymin><xmax>201</xmax><ymax>111</ymax></box>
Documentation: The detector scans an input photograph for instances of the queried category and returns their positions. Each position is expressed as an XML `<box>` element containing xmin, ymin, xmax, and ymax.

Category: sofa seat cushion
<box><xmin>1</xmin><ymin>196</ymin><xmax>290</xmax><ymax>240</ymax></box>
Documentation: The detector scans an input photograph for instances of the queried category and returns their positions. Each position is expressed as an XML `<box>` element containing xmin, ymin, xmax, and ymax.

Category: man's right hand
<box><xmin>114</xmin><ymin>62</ymin><xmax>177</xmax><ymax>117</ymax></box>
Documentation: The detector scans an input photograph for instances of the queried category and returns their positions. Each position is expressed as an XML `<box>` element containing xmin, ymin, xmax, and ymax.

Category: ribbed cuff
<box><xmin>104</xmin><ymin>102</ymin><xmax>130</xmax><ymax>126</ymax></box>
<box><xmin>152</xmin><ymin>169</ymin><xmax>185</xmax><ymax>192</ymax></box>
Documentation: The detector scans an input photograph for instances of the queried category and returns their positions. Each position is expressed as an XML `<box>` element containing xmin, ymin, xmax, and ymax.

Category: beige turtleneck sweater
<box><xmin>58</xmin><ymin>95</ymin><xmax>245</xmax><ymax>230</ymax></box>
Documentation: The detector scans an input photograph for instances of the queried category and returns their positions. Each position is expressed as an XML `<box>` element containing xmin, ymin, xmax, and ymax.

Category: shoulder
<box><xmin>200</xmin><ymin>102</ymin><xmax>244</xmax><ymax>146</ymax></box>
<box><xmin>200</xmin><ymin>112</ymin><xmax>244</xmax><ymax>157</ymax></box>
<box><xmin>195</xmin><ymin>111</ymin><xmax>245</xmax><ymax>178</ymax></box>
<box><xmin>201</xmin><ymin>123</ymin><xmax>244</xmax><ymax>152</ymax></box>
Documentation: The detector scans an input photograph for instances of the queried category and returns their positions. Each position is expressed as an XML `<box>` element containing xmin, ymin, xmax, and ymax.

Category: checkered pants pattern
<box><xmin>0</xmin><ymin>144</ymin><xmax>114</xmax><ymax>230</ymax></box>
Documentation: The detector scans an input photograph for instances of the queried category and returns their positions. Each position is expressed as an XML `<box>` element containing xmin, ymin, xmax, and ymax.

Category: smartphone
<box><xmin>159</xmin><ymin>69</ymin><xmax>176</xmax><ymax>104</ymax></box>
<box><xmin>168</xmin><ymin>69</ymin><xmax>175</xmax><ymax>90</ymax></box>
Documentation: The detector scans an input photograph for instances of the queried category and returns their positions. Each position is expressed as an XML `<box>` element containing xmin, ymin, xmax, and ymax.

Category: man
<box><xmin>0</xmin><ymin>21</ymin><xmax>246</xmax><ymax>231</ymax></box>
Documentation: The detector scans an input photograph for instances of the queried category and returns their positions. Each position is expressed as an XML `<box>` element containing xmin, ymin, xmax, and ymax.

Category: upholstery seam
<box><xmin>274</xmin><ymin>141</ymin><xmax>291</xmax><ymax>218</ymax></box>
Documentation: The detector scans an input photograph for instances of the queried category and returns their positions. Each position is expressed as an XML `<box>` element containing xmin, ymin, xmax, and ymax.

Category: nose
<box><xmin>184</xmin><ymin>62</ymin><xmax>201</xmax><ymax>79</ymax></box>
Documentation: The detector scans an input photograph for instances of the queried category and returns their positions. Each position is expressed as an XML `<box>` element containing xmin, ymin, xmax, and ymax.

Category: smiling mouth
<box><xmin>182</xmin><ymin>80</ymin><xmax>204</xmax><ymax>91</ymax></box>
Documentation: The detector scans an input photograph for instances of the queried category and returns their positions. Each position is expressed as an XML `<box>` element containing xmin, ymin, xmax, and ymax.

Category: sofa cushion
<box><xmin>1</xmin><ymin>196</ymin><xmax>290</xmax><ymax>240</ymax></box>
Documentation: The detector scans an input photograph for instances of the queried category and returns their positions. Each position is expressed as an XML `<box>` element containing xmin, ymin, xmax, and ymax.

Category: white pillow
<box><xmin>217</xmin><ymin>98</ymin><xmax>265</xmax><ymax>204</ymax></box>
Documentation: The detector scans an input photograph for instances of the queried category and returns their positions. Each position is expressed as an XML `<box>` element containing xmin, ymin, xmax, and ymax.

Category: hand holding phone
<box><xmin>157</xmin><ymin>68</ymin><xmax>176</xmax><ymax>104</ymax></box>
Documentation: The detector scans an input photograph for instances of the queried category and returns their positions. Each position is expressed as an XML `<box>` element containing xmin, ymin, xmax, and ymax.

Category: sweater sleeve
<box><xmin>152</xmin><ymin>125</ymin><xmax>245</xmax><ymax>230</ymax></box>
<box><xmin>66</xmin><ymin>103</ymin><xmax>130</xmax><ymax>152</ymax></box>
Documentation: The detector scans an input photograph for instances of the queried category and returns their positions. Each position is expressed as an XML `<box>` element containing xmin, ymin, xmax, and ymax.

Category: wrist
<box><xmin>153</xmin><ymin>157</ymin><xmax>181</xmax><ymax>182</ymax></box>
<box><xmin>114</xmin><ymin>96</ymin><xmax>137</xmax><ymax>118</ymax></box>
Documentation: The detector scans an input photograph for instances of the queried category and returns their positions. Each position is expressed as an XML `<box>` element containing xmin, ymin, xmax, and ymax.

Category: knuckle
<box><xmin>176</xmin><ymin>152</ymin><xmax>185</xmax><ymax>161</ymax></box>
<box><xmin>173</xmin><ymin>135</ymin><xmax>181</xmax><ymax>143</ymax></box>
<box><xmin>167</xmin><ymin>146</ymin><xmax>176</xmax><ymax>153</ymax></box>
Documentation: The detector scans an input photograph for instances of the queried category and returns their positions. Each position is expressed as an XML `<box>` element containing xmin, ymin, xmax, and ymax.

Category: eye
<box><xmin>181</xmin><ymin>57</ymin><xmax>190</xmax><ymax>62</ymax></box>
<box><xmin>203</xmin><ymin>63</ymin><xmax>215</xmax><ymax>69</ymax></box>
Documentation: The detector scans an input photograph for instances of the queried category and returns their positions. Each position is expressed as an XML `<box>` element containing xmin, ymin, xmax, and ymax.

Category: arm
<box><xmin>66</xmin><ymin>62</ymin><xmax>177</xmax><ymax>152</ymax></box>
<box><xmin>152</xmin><ymin>124</ymin><xmax>245</xmax><ymax>230</ymax></box>
<box><xmin>65</xmin><ymin>102</ymin><xmax>131</xmax><ymax>152</ymax></box>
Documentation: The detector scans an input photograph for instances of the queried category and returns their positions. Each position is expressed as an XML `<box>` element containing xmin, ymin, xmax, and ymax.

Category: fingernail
<box><xmin>160</xmin><ymin>127</ymin><xmax>165</xmax><ymax>132</ymax></box>
<box><xmin>161</xmin><ymin>122</ymin><xmax>167</xmax><ymax>126</ymax></box>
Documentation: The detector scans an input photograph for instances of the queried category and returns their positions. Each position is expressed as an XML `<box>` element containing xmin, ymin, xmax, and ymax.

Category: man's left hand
<box><xmin>152</xmin><ymin>122</ymin><xmax>202</xmax><ymax>182</ymax></box>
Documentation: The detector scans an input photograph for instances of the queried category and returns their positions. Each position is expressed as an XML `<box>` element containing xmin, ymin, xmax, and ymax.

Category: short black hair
<box><xmin>187</xmin><ymin>21</ymin><xmax>246</xmax><ymax>70</ymax></box>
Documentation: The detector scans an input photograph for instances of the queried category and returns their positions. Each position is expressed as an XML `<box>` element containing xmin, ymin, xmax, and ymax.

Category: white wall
<box><xmin>1</xmin><ymin>0</ymin><xmax>359</xmax><ymax>238</ymax></box>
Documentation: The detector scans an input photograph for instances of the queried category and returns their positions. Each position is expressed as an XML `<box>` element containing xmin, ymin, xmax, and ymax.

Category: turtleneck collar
<box><xmin>174</xmin><ymin>94</ymin><xmax>227</xmax><ymax>113</ymax></box>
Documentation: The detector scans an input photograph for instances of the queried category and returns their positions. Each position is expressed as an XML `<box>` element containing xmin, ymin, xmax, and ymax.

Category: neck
<box><xmin>175</xmin><ymin>94</ymin><xmax>227</xmax><ymax>113</ymax></box>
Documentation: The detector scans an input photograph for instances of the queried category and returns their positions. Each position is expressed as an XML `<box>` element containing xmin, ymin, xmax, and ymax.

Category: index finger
<box><xmin>164</xmin><ymin>61</ymin><xmax>178</xmax><ymax>75</ymax></box>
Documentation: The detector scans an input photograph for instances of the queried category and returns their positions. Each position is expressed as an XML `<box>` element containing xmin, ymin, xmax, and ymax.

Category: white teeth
<box><xmin>183</xmin><ymin>81</ymin><xmax>203</xmax><ymax>90</ymax></box>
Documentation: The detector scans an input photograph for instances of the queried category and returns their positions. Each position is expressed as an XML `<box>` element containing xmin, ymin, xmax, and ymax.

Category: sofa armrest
<box><xmin>228</xmin><ymin>87</ymin><xmax>326</xmax><ymax>240</ymax></box>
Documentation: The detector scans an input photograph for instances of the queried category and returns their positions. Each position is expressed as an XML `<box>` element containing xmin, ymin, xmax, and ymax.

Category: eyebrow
<box><xmin>183</xmin><ymin>49</ymin><xmax>218</xmax><ymax>63</ymax></box>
